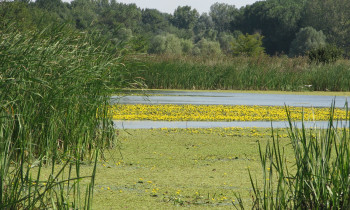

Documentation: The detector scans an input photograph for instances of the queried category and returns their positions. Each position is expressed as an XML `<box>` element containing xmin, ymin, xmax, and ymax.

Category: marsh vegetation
<box><xmin>0</xmin><ymin>24</ymin><xmax>123</xmax><ymax>208</ymax></box>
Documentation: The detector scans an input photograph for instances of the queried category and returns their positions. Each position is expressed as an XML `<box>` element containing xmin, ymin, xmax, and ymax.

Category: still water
<box><xmin>112</xmin><ymin>90</ymin><xmax>349</xmax><ymax>129</ymax></box>
<box><xmin>112</xmin><ymin>90</ymin><xmax>349</xmax><ymax>107</ymax></box>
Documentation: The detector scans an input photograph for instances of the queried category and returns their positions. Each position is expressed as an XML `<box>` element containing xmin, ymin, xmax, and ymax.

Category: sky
<box><xmin>62</xmin><ymin>0</ymin><xmax>259</xmax><ymax>14</ymax></box>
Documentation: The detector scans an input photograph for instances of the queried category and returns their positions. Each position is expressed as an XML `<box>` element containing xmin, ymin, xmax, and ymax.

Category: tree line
<box><xmin>1</xmin><ymin>0</ymin><xmax>350</xmax><ymax>57</ymax></box>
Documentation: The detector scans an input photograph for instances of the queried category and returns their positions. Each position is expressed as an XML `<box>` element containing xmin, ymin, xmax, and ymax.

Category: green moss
<box><xmin>91</xmin><ymin>128</ymin><xmax>292</xmax><ymax>209</ymax></box>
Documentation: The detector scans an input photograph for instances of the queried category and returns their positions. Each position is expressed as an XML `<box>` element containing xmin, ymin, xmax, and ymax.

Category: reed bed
<box><xmin>0</xmin><ymin>24</ymin><xmax>122</xmax><ymax>209</ymax></box>
<box><xmin>110</xmin><ymin>104</ymin><xmax>347</xmax><ymax>121</ymax></box>
<box><xmin>128</xmin><ymin>55</ymin><xmax>350</xmax><ymax>91</ymax></box>
<box><xmin>236</xmin><ymin>104</ymin><xmax>350</xmax><ymax>209</ymax></box>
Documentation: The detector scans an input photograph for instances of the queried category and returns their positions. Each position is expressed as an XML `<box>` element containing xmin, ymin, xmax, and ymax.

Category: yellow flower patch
<box><xmin>110</xmin><ymin>104</ymin><xmax>347</xmax><ymax>121</ymax></box>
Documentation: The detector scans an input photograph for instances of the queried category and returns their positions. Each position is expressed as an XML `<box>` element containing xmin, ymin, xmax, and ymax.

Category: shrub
<box><xmin>217</xmin><ymin>32</ymin><xmax>235</xmax><ymax>54</ymax></box>
<box><xmin>194</xmin><ymin>38</ymin><xmax>222</xmax><ymax>57</ymax></box>
<box><xmin>181</xmin><ymin>39</ymin><xmax>194</xmax><ymax>54</ymax></box>
<box><xmin>289</xmin><ymin>27</ymin><xmax>326</xmax><ymax>57</ymax></box>
<box><xmin>231</xmin><ymin>33</ymin><xmax>265</xmax><ymax>56</ymax></box>
<box><xmin>148</xmin><ymin>33</ymin><xmax>182</xmax><ymax>55</ymax></box>
<box><xmin>148</xmin><ymin>34</ymin><xmax>166</xmax><ymax>54</ymax></box>
<box><xmin>307</xmin><ymin>44</ymin><xmax>343</xmax><ymax>64</ymax></box>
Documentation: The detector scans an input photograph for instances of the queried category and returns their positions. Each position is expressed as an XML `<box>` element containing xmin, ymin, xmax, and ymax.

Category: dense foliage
<box><xmin>1</xmin><ymin>0</ymin><xmax>350</xmax><ymax>57</ymax></box>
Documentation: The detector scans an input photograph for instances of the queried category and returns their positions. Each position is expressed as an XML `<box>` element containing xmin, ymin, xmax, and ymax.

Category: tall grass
<box><xmin>0</xmin><ymin>24</ymin><xmax>123</xmax><ymax>208</ymax></box>
<box><xmin>236</xmin><ymin>103</ymin><xmax>350</xmax><ymax>209</ymax></box>
<box><xmin>128</xmin><ymin>54</ymin><xmax>350</xmax><ymax>91</ymax></box>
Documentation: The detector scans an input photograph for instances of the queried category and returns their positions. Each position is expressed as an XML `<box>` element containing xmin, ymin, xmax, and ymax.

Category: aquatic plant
<box><xmin>111</xmin><ymin>104</ymin><xmax>347</xmax><ymax>122</ymax></box>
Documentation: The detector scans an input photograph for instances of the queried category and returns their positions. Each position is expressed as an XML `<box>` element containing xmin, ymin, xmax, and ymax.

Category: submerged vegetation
<box><xmin>111</xmin><ymin>104</ymin><xmax>347</xmax><ymax>121</ymax></box>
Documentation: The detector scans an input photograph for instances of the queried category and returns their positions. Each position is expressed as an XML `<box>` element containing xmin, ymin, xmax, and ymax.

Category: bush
<box><xmin>308</xmin><ymin>44</ymin><xmax>343</xmax><ymax>64</ymax></box>
<box><xmin>231</xmin><ymin>33</ymin><xmax>265</xmax><ymax>56</ymax></box>
<box><xmin>148</xmin><ymin>33</ymin><xmax>182</xmax><ymax>55</ymax></box>
<box><xmin>218</xmin><ymin>32</ymin><xmax>235</xmax><ymax>54</ymax></box>
<box><xmin>193</xmin><ymin>38</ymin><xmax>222</xmax><ymax>57</ymax></box>
<box><xmin>289</xmin><ymin>27</ymin><xmax>326</xmax><ymax>57</ymax></box>
<box><xmin>181</xmin><ymin>39</ymin><xmax>194</xmax><ymax>54</ymax></box>
<box><xmin>148</xmin><ymin>34</ymin><xmax>166</xmax><ymax>54</ymax></box>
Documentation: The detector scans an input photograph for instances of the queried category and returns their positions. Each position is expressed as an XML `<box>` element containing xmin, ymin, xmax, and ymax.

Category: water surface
<box><xmin>112</xmin><ymin>90</ymin><xmax>349</xmax><ymax>129</ymax></box>
<box><xmin>112</xmin><ymin>90</ymin><xmax>348</xmax><ymax>108</ymax></box>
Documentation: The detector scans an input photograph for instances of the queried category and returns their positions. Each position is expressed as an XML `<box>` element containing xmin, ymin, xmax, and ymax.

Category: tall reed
<box><xmin>236</xmin><ymin>103</ymin><xmax>350</xmax><ymax>209</ymax></box>
<box><xmin>128</xmin><ymin>54</ymin><xmax>350</xmax><ymax>91</ymax></box>
<box><xmin>0</xmin><ymin>24</ymin><xmax>123</xmax><ymax>208</ymax></box>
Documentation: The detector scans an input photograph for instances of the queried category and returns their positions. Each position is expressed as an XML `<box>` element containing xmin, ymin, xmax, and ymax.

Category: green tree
<box><xmin>35</xmin><ymin>0</ymin><xmax>71</xmax><ymax>21</ymax></box>
<box><xmin>141</xmin><ymin>8</ymin><xmax>169</xmax><ymax>33</ymax></box>
<box><xmin>235</xmin><ymin>0</ymin><xmax>305</xmax><ymax>55</ymax></box>
<box><xmin>71</xmin><ymin>0</ymin><xmax>98</xmax><ymax>30</ymax></box>
<box><xmin>193</xmin><ymin>13</ymin><xmax>217</xmax><ymax>42</ymax></box>
<box><xmin>289</xmin><ymin>27</ymin><xmax>326</xmax><ymax>57</ymax></box>
<box><xmin>302</xmin><ymin>0</ymin><xmax>350</xmax><ymax>55</ymax></box>
<box><xmin>171</xmin><ymin>6</ymin><xmax>199</xmax><ymax>30</ymax></box>
<box><xmin>231</xmin><ymin>33</ymin><xmax>265</xmax><ymax>56</ymax></box>
<box><xmin>209</xmin><ymin>3</ymin><xmax>238</xmax><ymax>33</ymax></box>
<box><xmin>0</xmin><ymin>1</ymin><xmax>59</xmax><ymax>31</ymax></box>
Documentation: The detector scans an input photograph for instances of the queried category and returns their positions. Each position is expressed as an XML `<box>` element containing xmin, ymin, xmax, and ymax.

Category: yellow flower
<box><xmin>110</xmin><ymin>104</ymin><xmax>346</xmax><ymax>122</ymax></box>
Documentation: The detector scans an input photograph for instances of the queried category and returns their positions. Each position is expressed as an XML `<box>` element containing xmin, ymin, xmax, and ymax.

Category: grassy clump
<box><xmin>0</xmin><ymin>24</ymin><xmax>123</xmax><ymax>208</ymax></box>
<box><xmin>239</xmin><ymin>105</ymin><xmax>350</xmax><ymax>209</ymax></box>
<box><xmin>128</xmin><ymin>55</ymin><xmax>350</xmax><ymax>91</ymax></box>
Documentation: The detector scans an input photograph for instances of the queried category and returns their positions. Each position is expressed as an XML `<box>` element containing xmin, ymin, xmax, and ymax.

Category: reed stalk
<box><xmin>236</xmin><ymin>103</ymin><xmax>350</xmax><ymax>209</ymax></box>
<box><xmin>0</xmin><ymin>24</ymin><xmax>122</xmax><ymax>209</ymax></box>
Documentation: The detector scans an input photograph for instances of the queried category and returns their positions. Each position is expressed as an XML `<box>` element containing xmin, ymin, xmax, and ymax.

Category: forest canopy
<box><xmin>1</xmin><ymin>0</ymin><xmax>350</xmax><ymax>57</ymax></box>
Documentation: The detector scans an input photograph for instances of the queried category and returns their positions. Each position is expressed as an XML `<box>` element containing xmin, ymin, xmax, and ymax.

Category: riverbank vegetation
<box><xmin>127</xmin><ymin>55</ymin><xmax>350</xmax><ymax>91</ymax></box>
